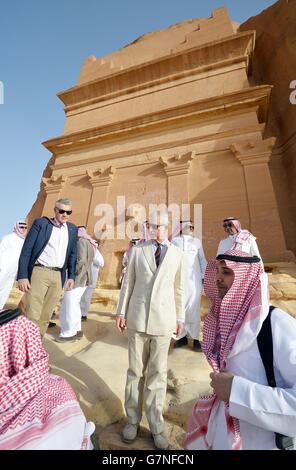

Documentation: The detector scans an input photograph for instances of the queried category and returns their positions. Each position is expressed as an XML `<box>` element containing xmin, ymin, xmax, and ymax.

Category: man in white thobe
<box><xmin>80</xmin><ymin>241</ymin><xmax>104</xmax><ymax>321</ymax></box>
<box><xmin>217</xmin><ymin>217</ymin><xmax>261</xmax><ymax>259</ymax></box>
<box><xmin>57</xmin><ymin>226</ymin><xmax>95</xmax><ymax>342</ymax></box>
<box><xmin>0</xmin><ymin>221</ymin><xmax>27</xmax><ymax>310</ymax></box>
<box><xmin>185</xmin><ymin>250</ymin><xmax>296</xmax><ymax>450</ymax></box>
<box><xmin>172</xmin><ymin>220</ymin><xmax>207</xmax><ymax>351</ymax></box>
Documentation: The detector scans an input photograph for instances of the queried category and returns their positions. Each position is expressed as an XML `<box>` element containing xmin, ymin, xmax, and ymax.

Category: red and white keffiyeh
<box><xmin>78</xmin><ymin>226</ymin><xmax>98</xmax><ymax>253</ymax></box>
<box><xmin>0</xmin><ymin>315</ymin><xmax>93</xmax><ymax>449</ymax></box>
<box><xmin>13</xmin><ymin>221</ymin><xmax>27</xmax><ymax>239</ymax></box>
<box><xmin>184</xmin><ymin>249</ymin><xmax>268</xmax><ymax>450</ymax></box>
<box><xmin>227</xmin><ymin>218</ymin><xmax>254</xmax><ymax>251</ymax></box>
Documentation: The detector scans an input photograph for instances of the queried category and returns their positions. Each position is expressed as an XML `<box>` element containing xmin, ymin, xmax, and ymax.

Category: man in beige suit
<box><xmin>116</xmin><ymin>212</ymin><xmax>184</xmax><ymax>450</ymax></box>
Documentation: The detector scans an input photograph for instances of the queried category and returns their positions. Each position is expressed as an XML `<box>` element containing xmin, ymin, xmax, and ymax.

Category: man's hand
<box><xmin>18</xmin><ymin>279</ymin><xmax>31</xmax><ymax>293</ymax></box>
<box><xmin>175</xmin><ymin>321</ymin><xmax>183</xmax><ymax>337</ymax></box>
<box><xmin>209</xmin><ymin>371</ymin><xmax>234</xmax><ymax>402</ymax></box>
<box><xmin>116</xmin><ymin>316</ymin><xmax>126</xmax><ymax>332</ymax></box>
<box><xmin>65</xmin><ymin>279</ymin><xmax>74</xmax><ymax>291</ymax></box>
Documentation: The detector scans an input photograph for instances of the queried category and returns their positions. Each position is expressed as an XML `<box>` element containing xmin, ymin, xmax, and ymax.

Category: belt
<box><xmin>34</xmin><ymin>263</ymin><xmax>62</xmax><ymax>272</ymax></box>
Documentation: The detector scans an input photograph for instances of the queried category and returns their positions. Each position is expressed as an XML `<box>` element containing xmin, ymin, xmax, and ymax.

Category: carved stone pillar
<box><xmin>230</xmin><ymin>139</ymin><xmax>293</xmax><ymax>261</ymax></box>
<box><xmin>86</xmin><ymin>166</ymin><xmax>116</xmax><ymax>237</ymax></box>
<box><xmin>41</xmin><ymin>176</ymin><xmax>68</xmax><ymax>216</ymax></box>
<box><xmin>160</xmin><ymin>151</ymin><xmax>193</xmax><ymax>203</ymax></box>
<box><xmin>160</xmin><ymin>151</ymin><xmax>194</xmax><ymax>234</ymax></box>
<box><xmin>87</xmin><ymin>166</ymin><xmax>119</xmax><ymax>288</ymax></box>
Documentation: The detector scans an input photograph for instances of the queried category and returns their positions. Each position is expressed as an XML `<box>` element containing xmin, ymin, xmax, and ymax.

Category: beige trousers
<box><xmin>26</xmin><ymin>266</ymin><xmax>62</xmax><ymax>337</ymax></box>
<box><xmin>125</xmin><ymin>330</ymin><xmax>171</xmax><ymax>434</ymax></box>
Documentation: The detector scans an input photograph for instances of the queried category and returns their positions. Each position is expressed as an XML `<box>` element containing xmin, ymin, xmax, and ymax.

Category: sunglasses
<box><xmin>223</xmin><ymin>222</ymin><xmax>233</xmax><ymax>228</ymax></box>
<box><xmin>55</xmin><ymin>208</ymin><xmax>72</xmax><ymax>215</ymax></box>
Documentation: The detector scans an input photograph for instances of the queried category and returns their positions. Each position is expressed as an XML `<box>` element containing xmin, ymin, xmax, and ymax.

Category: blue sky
<box><xmin>0</xmin><ymin>0</ymin><xmax>276</xmax><ymax>237</ymax></box>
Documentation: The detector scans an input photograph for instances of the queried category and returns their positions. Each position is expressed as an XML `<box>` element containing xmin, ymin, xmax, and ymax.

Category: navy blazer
<box><xmin>17</xmin><ymin>217</ymin><xmax>78</xmax><ymax>285</ymax></box>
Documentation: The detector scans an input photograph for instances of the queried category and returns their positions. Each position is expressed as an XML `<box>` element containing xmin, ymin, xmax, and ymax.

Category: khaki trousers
<box><xmin>125</xmin><ymin>330</ymin><xmax>171</xmax><ymax>435</ymax></box>
<box><xmin>26</xmin><ymin>266</ymin><xmax>62</xmax><ymax>337</ymax></box>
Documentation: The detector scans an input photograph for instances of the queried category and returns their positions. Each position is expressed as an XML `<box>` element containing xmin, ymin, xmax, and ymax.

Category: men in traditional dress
<box><xmin>116</xmin><ymin>211</ymin><xmax>184</xmax><ymax>450</ymax></box>
<box><xmin>17</xmin><ymin>198</ymin><xmax>77</xmax><ymax>338</ymax></box>
<box><xmin>172</xmin><ymin>220</ymin><xmax>207</xmax><ymax>352</ymax></box>
<box><xmin>0</xmin><ymin>221</ymin><xmax>27</xmax><ymax>310</ymax></box>
<box><xmin>217</xmin><ymin>217</ymin><xmax>261</xmax><ymax>259</ymax></box>
<box><xmin>80</xmin><ymin>240</ymin><xmax>104</xmax><ymax>322</ymax></box>
<box><xmin>57</xmin><ymin>226</ymin><xmax>95</xmax><ymax>342</ymax></box>
<box><xmin>0</xmin><ymin>308</ymin><xmax>95</xmax><ymax>449</ymax></box>
<box><xmin>185</xmin><ymin>250</ymin><xmax>296</xmax><ymax>450</ymax></box>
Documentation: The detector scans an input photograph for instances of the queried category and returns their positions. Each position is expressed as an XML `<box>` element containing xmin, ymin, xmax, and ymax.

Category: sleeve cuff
<box><xmin>229</xmin><ymin>375</ymin><xmax>252</xmax><ymax>419</ymax></box>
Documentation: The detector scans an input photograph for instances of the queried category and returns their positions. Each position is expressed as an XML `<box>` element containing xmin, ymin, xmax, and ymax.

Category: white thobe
<box><xmin>217</xmin><ymin>234</ymin><xmax>261</xmax><ymax>258</ymax></box>
<box><xmin>207</xmin><ymin>308</ymin><xmax>296</xmax><ymax>450</ymax></box>
<box><xmin>80</xmin><ymin>249</ymin><xmax>104</xmax><ymax>317</ymax></box>
<box><xmin>172</xmin><ymin>235</ymin><xmax>207</xmax><ymax>340</ymax></box>
<box><xmin>60</xmin><ymin>286</ymin><xmax>87</xmax><ymax>337</ymax></box>
<box><xmin>0</xmin><ymin>233</ymin><xmax>25</xmax><ymax>309</ymax></box>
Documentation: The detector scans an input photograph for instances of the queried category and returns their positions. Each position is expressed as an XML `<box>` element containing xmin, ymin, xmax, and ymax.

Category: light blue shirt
<box><xmin>152</xmin><ymin>238</ymin><xmax>170</xmax><ymax>265</ymax></box>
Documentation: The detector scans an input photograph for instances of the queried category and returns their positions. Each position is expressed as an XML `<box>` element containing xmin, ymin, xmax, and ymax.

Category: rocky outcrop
<box><xmin>240</xmin><ymin>0</ymin><xmax>296</xmax><ymax>256</ymax></box>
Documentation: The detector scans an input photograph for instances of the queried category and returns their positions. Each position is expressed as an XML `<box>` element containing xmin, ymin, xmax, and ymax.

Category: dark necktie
<box><xmin>155</xmin><ymin>242</ymin><xmax>161</xmax><ymax>268</ymax></box>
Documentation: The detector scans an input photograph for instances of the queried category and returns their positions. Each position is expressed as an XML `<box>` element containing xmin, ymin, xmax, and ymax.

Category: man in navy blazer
<box><xmin>17</xmin><ymin>198</ymin><xmax>78</xmax><ymax>337</ymax></box>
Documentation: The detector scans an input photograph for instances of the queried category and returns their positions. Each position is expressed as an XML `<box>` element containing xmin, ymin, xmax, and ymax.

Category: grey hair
<box><xmin>55</xmin><ymin>198</ymin><xmax>72</xmax><ymax>207</ymax></box>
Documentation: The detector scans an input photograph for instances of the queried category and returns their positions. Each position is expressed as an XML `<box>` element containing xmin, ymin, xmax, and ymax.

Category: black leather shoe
<box><xmin>174</xmin><ymin>336</ymin><xmax>188</xmax><ymax>348</ymax></box>
<box><xmin>48</xmin><ymin>322</ymin><xmax>56</xmax><ymax>328</ymax></box>
<box><xmin>193</xmin><ymin>339</ymin><xmax>202</xmax><ymax>352</ymax></box>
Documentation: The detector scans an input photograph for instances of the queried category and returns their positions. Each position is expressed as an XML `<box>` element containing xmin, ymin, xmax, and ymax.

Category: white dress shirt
<box><xmin>37</xmin><ymin>223</ymin><xmax>69</xmax><ymax>268</ymax></box>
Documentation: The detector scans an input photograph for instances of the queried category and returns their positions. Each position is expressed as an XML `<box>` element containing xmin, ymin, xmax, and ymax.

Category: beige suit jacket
<box><xmin>116</xmin><ymin>240</ymin><xmax>184</xmax><ymax>336</ymax></box>
<box><xmin>74</xmin><ymin>238</ymin><xmax>94</xmax><ymax>288</ymax></box>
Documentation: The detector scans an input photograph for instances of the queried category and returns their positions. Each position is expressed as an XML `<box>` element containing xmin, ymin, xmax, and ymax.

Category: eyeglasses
<box><xmin>55</xmin><ymin>208</ymin><xmax>72</xmax><ymax>215</ymax></box>
<box><xmin>223</xmin><ymin>222</ymin><xmax>233</xmax><ymax>229</ymax></box>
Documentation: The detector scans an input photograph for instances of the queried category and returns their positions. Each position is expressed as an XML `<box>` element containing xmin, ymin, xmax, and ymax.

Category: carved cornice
<box><xmin>160</xmin><ymin>151</ymin><xmax>194</xmax><ymax>176</ymax></box>
<box><xmin>41</xmin><ymin>175</ymin><xmax>68</xmax><ymax>194</ymax></box>
<box><xmin>49</xmin><ymin>123</ymin><xmax>265</xmax><ymax>174</ymax></box>
<box><xmin>43</xmin><ymin>85</ymin><xmax>271</xmax><ymax>155</ymax></box>
<box><xmin>230</xmin><ymin>137</ymin><xmax>276</xmax><ymax>166</ymax></box>
<box><xmin>87</xmin><ymin>166</ymin><xmax>116</xmax><ymax>187</ymax></box>
<box><xmin>57</xmin><ymin>31</ymin><xmax>255</xmax><ymax>112</ymax></box>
